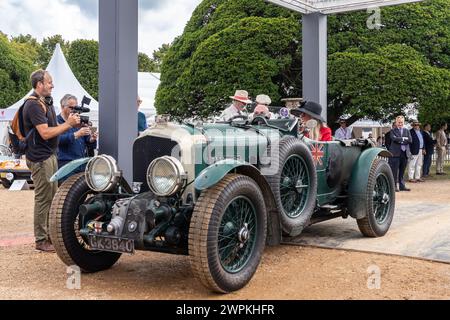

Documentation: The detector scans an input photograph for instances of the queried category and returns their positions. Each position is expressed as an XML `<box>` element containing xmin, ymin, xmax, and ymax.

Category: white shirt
<box><xmin>335</xmin><ymin>127</ymin><xmax>352</xmax><ymax>140</ymax></box>
<box><xmin>220</xmin><ymin>104</ymin><xmax>246</xmax><ymax>121</ymax></box>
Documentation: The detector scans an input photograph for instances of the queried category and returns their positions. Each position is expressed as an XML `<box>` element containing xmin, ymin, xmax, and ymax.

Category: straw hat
<box><xmin>230</xmin><ymin>90</ymin><xmax>252</xmax><ymax>104</ymax></box>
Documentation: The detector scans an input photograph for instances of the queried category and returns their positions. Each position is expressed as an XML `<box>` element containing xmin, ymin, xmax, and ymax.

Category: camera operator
<box><xmin>23</xmin><ymin>70</ymin><xmax>80</xmax><ymax>252</ymax></box>
<box><xmin>57</xmin><ymin>94</ymin><xmax>97</xmax><ymax>178</ymax></box>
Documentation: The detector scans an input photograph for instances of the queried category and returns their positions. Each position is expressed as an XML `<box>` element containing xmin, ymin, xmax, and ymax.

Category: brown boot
<box><xmin>35</xmin><ymin>240</ymin><xmax>55</xmax><ymax>252</ymax></box>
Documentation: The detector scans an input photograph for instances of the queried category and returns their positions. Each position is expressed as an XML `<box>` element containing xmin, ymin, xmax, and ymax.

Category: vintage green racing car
<box><xmin>49</xmin><ymin>115</ymin><xmax>395</xmax><ymax>293</ymax></box>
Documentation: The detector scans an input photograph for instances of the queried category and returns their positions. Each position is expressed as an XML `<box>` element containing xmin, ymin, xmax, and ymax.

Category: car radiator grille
<box><xmin>133</xmin><ymin>136</ymin><xmax>180</xmax><ymax>192</ymax></box>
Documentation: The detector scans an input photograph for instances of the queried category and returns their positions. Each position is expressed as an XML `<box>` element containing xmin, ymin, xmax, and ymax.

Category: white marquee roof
<box><xmin>267</xmin><ymin>0</ymin><xmax>423</xmax><ymax>14</ymax></box>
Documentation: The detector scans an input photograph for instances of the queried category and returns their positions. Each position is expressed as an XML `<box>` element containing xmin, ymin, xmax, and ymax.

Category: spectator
<box><xmin>57</xmin><ymin>94</ymin><xmax>97</xmax><ymax>179</ymax></box>
<box><xmin>389</xmin><ymin>115</ymin><xmax>412</xmax><ymax>192</ymax></box>
<box><xmin>408</xmin><ymin>120</ymin><xmax>425</xmax><ymax>183</ymax></box>
<box><xmin>422</xmin><ymin>123</ymin><xmax>434</xmax><ymax>177</ymax></box>
<box><xmin>137</xmin><ymin>96</ymin><xmax>147</xmax><ymax>135</ymax></box>
<box><xmin>220</xmin><ymin>90</ymin><xmax>252</xmax><ymax>121</ymax></box>
<box><xmin>251</xmin><ymin>94</ymin><xmax>272</xmax><ymax>120</ymax></box>
<box><xmin>376</xmin><ymin>136</ymin><xmax>383</xmax><ymax>147</ymax></box>
<box><xmin>436</xmin><ymin>122</ymin><xmax>448</xmax><ymax>175</ymax></box>
<box><xmin>335</xmin><ymin>119</ymin><xmax>353</xmax><ymax>140</ymax></box>
<box><xmin>384</xmin><ymin>122</ymin><xmax>396</xmax><ymax>151</ymax></box>
<box><xmin>291</xmin><ymin>101</ymin><xmax>332</xmax><ymax>141</ymax></box>
<box><xmin>23</xmin><ymin>70</ymin><xmax>80</xmax><ymax>252</ymax></box>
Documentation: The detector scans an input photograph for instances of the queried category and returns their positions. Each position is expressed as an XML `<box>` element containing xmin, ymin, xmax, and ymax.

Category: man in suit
<box><xmin>408</xmin><ymin>120</ymin><xmax>425</xmax><ymax>182</ymax></box>
<box><xmin>389</xmin><ymin>115</ymin><xmax>412</xmax><ymax>191</ymax></box>
<box><xmin>422</xmin><ymin>123</ymin><xmax>434</xmax><ymax>177</ymax></box>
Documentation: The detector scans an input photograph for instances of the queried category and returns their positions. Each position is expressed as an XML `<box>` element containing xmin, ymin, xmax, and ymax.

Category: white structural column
<box><xmin>302</xmin><ymin>13</ymin><xmax>328</xmax><ymax>121</ymax></box>
<box><xmin>99</xmin><ymin>0</ymin><xmax>138</xmax><ymax>181</ymax></box>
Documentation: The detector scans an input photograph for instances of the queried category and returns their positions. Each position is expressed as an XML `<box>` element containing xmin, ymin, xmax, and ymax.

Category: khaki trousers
<box><xmin>26</xmin><ymin>154</ymin><xmax>58</xmax><ymax>243</ymax></box>
<box><xmin>436</xmin><ymin>147</ymin><xmax>446</xmax><ymax>174</ymax></box>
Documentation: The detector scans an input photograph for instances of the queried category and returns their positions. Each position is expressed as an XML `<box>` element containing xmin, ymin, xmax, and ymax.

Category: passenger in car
<box><xmin>290</xmin><ymin>101</ymin><xmax>332</xmax><ymax>142</ymax></box>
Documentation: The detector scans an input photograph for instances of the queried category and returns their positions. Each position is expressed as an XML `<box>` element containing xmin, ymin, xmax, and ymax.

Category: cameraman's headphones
<box><xmin>38</xmin><ymin>96</ymin><xmax>53</xmax><ymax>106</ymax></box>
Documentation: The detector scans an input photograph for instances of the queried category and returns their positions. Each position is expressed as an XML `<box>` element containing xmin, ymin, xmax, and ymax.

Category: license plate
<box><xmin>88</xmin><ymin>235</ymin><xmax>134</xmax><ymax>254</ymax></box>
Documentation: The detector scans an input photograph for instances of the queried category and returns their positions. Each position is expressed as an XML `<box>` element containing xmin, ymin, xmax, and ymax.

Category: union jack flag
<box><xmin>310</xmin><ymin>143</ymin><xmax>324</xmax><ymax>167</ymax></box>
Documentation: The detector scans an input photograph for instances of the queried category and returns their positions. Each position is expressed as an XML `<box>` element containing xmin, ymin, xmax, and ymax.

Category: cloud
<box><xmin>0</xmin><ymin>0</ymin><xmax>202</xmax><ymax>55</ymax></box>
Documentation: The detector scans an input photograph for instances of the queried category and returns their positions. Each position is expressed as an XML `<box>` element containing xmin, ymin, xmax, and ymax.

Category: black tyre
<box><xmin>266</xmin><ymin>137</ymin><xmax>317</xmax><ymax>237</ymax></box>
<box><xmin>357</xmin><ymin>158</ymin><xmax>395</xmax><ymax>237</ymax></box>
<box><xmin>1</xmin><ymin>178</ymin><xmax>12</xmax><ymax>189</ymax></box>
<box><xmin>189</xmin><ymin>174</ymin><xmax>267</xmax><ymax>293</ymax></box>
<box><xmin>49</xmin><ymin>173</ymin><xmax>121</xmax><ymax>272</ymax></box>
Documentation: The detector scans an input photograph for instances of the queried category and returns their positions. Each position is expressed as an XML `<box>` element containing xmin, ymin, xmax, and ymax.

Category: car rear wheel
<box><xmin>357</xmin><ymin>158</ymin><xmax>395</xmax><ymax>237</ymax></box>
<box><xmin>189</xmin><ymin>174</ymin><xmax>267</xmax><ymax>293</ymax></box>
<box><xmin>266</xmin><ymin>137</ymin><xmax>317</xmax><ymax>237</ymax></box>
<box><xmin>49</xmin><ymin>173</ymin><xmax>121</xmax><ymax>272</ymax></box>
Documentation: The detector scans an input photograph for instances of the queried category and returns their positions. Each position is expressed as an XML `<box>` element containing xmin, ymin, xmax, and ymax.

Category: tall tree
<box><xmin>155</xmin><ymin>0</ymin><xmax>449</xmax><ymax>128</ymax></box>
<box><xmin>138</xmin><ymin>52</ymin><xmax>157</xmax><ymax>72</ymax></box>
<box><xmin>0</xmin><ymin>34</ymin><xmax>34</xmax><ymax>108</ymax></box>
<box><xmin>67</xmin><ymin>39</ymin><xmax>98</xmax><ymax>100</ymax></box>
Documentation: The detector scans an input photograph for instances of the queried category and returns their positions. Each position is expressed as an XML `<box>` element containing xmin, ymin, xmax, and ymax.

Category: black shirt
<box><xmin>23</xmin><ymin>93</ymin><xmax>58</xmax><ymax>162</ymax></box>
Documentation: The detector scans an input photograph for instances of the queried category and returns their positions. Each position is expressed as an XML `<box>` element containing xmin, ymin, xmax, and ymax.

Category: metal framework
<box><xmin>267</xmin><ymin>0</ymin><xmax>423</xmax><ymax>14</ymax></box>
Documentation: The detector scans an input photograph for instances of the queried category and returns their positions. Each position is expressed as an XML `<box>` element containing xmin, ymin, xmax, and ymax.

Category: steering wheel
<box><xmin>250</xmin><ymin>116</ymin><xmax>269</xmax><ymax>126</ymax></box>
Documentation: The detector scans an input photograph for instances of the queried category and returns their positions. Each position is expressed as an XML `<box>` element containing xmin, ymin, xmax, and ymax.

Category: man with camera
<box><xmin>23</xmin><ymin>70</ymin><xmax>81</xmax><ymax>252</ymax></box>
<box><xmin>57</xmin><ymin>94</ymin><xmax>97</xmax><ymax>176</ymax></box>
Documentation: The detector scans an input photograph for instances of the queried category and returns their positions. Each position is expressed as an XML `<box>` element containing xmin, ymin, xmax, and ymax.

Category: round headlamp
<box><xmin>147</xmin><ymin>156</ymin><xmax>185</xmax><ymax>196</ymax></box>
<box><xmin>85</xmin><ymin>155</ymin><xmax>121</xmax><ymax>192</ymax></box>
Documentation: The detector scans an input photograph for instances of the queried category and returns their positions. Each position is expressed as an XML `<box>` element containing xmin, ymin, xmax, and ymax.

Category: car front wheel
<box><xmin>189</xmin><ymin>174</ymin><xmax>267</xmax><ymax>293</ymax></box>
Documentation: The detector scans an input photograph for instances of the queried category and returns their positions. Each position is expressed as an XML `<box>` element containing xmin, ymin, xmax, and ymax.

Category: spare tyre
<box><xmin>266</xmin><ymin>137</ymin><xmax>317</xmax><ymax>236</ymax></box>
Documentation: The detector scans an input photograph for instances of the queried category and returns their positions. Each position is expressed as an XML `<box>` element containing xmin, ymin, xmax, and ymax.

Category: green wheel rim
<box><xmin>218</xmin><ymin>196</ymin><xmax>257</xmax><ymax>274</ymax></box>
<box><xmin>279</xmin><ymin>155</ymin><xmax>310</xmax><ymax>218</ymax></box>
<box><xmin>373</xmin><ymin>173</ymin><xmax>391</xmax><ymax>224</ymax></box>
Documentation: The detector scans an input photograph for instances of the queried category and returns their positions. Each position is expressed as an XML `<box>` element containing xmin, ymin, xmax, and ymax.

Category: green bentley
<box><xmin>49</xmin><ymin>116</ymin><xmax>395</xmax><ymax>293</ymax></box>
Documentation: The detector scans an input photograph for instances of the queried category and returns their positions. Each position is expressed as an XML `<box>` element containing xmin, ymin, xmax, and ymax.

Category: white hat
<box><xmin>230</xmin><ymin>90</ymin><xmax>253</xmax><ymax>104</ymax></box>
<box><xmin>256</xmin><ymin>94</ymin><xmax>271</xmax><ymax>106</ymax></box>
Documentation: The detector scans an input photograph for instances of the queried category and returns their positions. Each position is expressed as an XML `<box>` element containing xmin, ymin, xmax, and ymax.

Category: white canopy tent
<box><xmin>0</xmin><ymin>43</ymin><xmax>99</xmax><ymax>124</ymax></box>
<box><xmin>138</xmin><ymin>72</ymin><xmax>159</xmax><ymax>121</ymax></box>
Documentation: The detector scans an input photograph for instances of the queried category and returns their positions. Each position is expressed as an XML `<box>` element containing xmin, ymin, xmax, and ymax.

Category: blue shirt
<box><xmin>57</xmin><ymin>114</ymin><xmax>97</xmax><ymax>162</ymax></box>
<box><xmin>138</xmin><ymin>111</ymin><xmax>148</xmax><ymax>133</ymax></box>
<box><xmin>415</xmin><ymin>129</ymin><xmax>424</xmax><ymax>149</ymax></box>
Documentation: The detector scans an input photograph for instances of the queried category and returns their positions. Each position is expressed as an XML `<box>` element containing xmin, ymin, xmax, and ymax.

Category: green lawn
<box><xmin>425</xmin><ymin>164</ymin><xmax>450</xmax><ymax>181</ymax></box>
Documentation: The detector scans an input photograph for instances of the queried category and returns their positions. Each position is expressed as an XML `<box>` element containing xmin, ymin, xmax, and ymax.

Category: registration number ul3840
<box><xmin>88</xmin><ymin>235</ymin><xmax>135</xmax><ymax>254</ymax></box>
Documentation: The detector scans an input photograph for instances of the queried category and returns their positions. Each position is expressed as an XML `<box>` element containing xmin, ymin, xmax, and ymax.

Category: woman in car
<box><xmin>290</xmin><ymin>101</ymin><xmax>332</xmax><ymax>142</ymax></box>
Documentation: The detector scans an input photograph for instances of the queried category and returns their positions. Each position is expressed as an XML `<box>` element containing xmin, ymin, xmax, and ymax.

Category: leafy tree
<box><xmin>11</xmin><ymin>34</ymin><xmax>41</xmax><ymax>66</ymax></box>
<box><xmin>0</xmin><ymin>34</ymin><xmax>34</xmax><ymax>108</ymax></box>
<box><xmin>152</xmin><ymin>43</ymin><xmax>171</xmax><ymax>72</ymax></box>
<box><xmin>138</xmin><ymin>52</ymin><xmax>157</xmax><ymax>72</ymax></box>
<box><xmin>67</xmin><ymin>39</ymin><xmax>98</xmax><ymax>99</ymax></box>
<box><xmin>156</xmin><ymin>0</ymin><xmax>449</xmax><ymax>128</ymax></box>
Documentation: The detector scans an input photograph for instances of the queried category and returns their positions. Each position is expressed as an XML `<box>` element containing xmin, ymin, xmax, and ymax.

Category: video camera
<box><xmin>71</xmin><ymin>96</ymin><xmax>91</xmax><ymax>125</ymax></box>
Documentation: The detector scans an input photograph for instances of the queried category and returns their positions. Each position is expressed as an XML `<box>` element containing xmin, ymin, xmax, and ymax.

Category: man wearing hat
<box><xmin>220</xmin><ymin>90</ymin><xmax>253</xmax><ymax>121</ymax></box>
<box><xmin>408</xmin><ymin>120</ymin><xmax>426</xmax><ymax>182</ymax></box>
<box><xmin>250</xmin><ymin>94</ymin><xmax>272</xmax><ymax>120</ymax></box>
<box><xmin>291</xmin><ymin>101</ymin><xmax>332</xmax><ymax>141</ymax></box>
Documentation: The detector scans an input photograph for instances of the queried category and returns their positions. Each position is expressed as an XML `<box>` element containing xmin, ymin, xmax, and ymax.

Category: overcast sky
<box><xmin>0</xmin><ymin>0</ymin><xmax>202</xmax><ymax>56</ymax></box>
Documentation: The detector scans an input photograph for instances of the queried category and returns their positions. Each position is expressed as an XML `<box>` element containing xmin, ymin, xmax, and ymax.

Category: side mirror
<box><xmin>306</xmin><ymin>119</ymin><xmax>317</xmax><ymax>129</ymax></box>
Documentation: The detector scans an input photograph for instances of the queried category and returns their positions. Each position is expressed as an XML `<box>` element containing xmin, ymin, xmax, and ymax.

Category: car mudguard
<box><xmin>50</xmin><ymin>158</ymin><xmax>90</xmax><ymax>182</ymax></box>
<box><xmin>194</xmin><ymin>159</ymin><xmax>257</xmax><ymax>190</ymax></box>
<box><xmin>194</xmin><ymin>159</ymin><xmax>281</xmax><ymax>246</ymax></box>
<box><xmin>347</xmin><ymin>148</ymin><xmax>392</xmax><ymax>219</ymax></box>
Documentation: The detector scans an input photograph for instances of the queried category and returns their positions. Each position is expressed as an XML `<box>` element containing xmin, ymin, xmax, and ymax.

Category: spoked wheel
<box><xmin>189</xmin><ymin>174</ymin><xmax>266</xmax><ymax>293</ymax></box>
<box><xmin>280</xmin><ymin>155</ymin><xmax>311</xmax><ymax>218</ymax></box>
<box><xmin>49</xmin><ymin>173</ymin><xmax>121</xmax><ymax>272</ymax></box>
<box><xmin>267</xmin><ymin>137</ymin><xmax>317</xmax><ymax>237</ymax></box>
<box><xmin>357</xmin><ymin>159</ymin><xmax>395</xmax><ymax>237</ymax></box>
